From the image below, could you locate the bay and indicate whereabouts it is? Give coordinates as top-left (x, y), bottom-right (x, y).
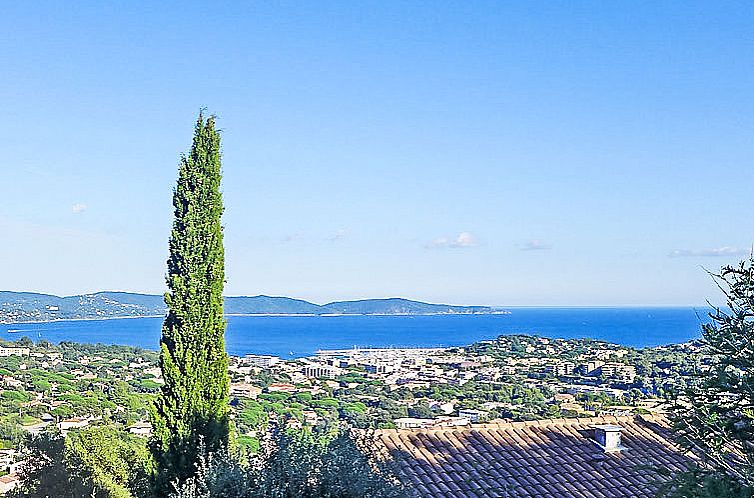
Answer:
top-left (0, 307), bottom-right (709, 358)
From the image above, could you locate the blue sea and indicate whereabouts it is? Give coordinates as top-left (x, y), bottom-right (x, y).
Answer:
top-left (0, 308), bottom-right (710, 358)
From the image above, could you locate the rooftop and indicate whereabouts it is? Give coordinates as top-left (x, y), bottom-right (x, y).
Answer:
top-left (374, 415), bottom-right (693, 498)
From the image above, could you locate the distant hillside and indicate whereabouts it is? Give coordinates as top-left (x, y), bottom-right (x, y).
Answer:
top-left (0, 292), bottom-right (496, 323)
top-left (0, 291), bottom-right (165, 323)
top-left (321, 298), bottom-right (492, 315)
top-left (224, 296), bottom-right (322, 315)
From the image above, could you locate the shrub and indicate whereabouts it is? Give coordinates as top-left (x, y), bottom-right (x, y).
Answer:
top-left (9, 427), bottom-right (150, 498)
top-left (170, 427), bottom-right (406, 498)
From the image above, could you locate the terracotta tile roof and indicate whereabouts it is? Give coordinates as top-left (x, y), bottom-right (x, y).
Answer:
top-left (0, 474), bottom-right (17, 484)
top-left (374, 415), bottom-right (693, 498)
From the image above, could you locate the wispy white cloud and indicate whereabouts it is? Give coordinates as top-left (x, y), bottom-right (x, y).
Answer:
top-left (327, 228), bottom-right (349, 242)
top-left (520, 240), bottom-right (552, 251)
top-left (71, 203), bottom-right (88, 214)
top-left (669, 246), bottom-right (749, 258)
top-left (427, 232), bottom-right (478, 249)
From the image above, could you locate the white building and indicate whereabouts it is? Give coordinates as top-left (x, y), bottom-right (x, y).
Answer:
top-left (598, 363), bottom-right (637, 382)
top-left (301, 363), bottom-right (342, 379)
top-left (0, 348), bottom-right (29, 357)
top-left (394, 417), bottom-right (433, 429)
top-left (363, 362), bottom-right (396, 374)
top-left (128, 422), bottom-right (152, 437)
top-left (58, 417), bottom-right (93, 432)
top-left (0, 474), bottom-right (19, 494)
top-left (230, 383), bottom-right (262, 399)
top-left (459, 409), bottom-right (488, 423)
top-left (241, 355), bottom-right (280, 368)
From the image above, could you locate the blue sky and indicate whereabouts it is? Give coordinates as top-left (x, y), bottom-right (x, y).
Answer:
top-left (2, 1), bottom-right (753, 306)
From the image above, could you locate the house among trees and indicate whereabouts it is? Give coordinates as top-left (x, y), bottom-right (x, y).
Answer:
top-left (0, 474), bottom-right (19, 495)
top-left (374, 414), bottom-right (691, 497)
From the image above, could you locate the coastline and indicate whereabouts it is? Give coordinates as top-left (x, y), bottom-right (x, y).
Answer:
top-left (1, 310), bottom-right (510, 326)
top-left (0, 308), bottom-right (703, 355)
top-left (1, 315), bottom-right (166, 326)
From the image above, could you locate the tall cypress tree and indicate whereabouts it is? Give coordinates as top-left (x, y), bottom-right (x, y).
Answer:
top-left (151, 112), bottom-right (230, 494)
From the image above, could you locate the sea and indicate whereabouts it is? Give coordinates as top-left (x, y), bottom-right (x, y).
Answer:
top-left (0, 307), bottom-right (710, 358)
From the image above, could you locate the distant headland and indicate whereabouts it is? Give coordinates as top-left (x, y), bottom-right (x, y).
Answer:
top-left (0, 291), bottom-right (505, 324)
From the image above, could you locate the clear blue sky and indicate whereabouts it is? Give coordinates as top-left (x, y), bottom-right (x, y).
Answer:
top-left (2, 1), bottom-right (753, 306)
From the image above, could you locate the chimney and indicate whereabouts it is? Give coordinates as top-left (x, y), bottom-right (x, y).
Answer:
top-left (592, 424), bottom-right (625, 453)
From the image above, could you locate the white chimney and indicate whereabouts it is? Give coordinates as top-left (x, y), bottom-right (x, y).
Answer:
top-left (592, 424), bottom-right (625, 453)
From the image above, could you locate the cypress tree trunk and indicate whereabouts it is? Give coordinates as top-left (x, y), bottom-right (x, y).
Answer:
top-left (150, 113), bottom-right (230, 494)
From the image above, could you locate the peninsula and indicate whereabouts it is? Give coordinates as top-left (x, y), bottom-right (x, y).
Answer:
top-left (0, 291), bottom-right (500, 324)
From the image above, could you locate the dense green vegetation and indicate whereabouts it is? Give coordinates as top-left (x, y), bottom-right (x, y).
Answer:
top-left (664, 258), bottom-right (754, 497)
top-left (9, 427), bottom-right (149, 498)
top-left (0, 327), bottom-right (713, 497)
top-left (0, 327), bottom-right (712, 497)
top-left (151, 113), bottom-right (231, 494)
top-left (170, 429), bottom-right (405, 498)
top-left (0, 341), bottom-right (155, 450)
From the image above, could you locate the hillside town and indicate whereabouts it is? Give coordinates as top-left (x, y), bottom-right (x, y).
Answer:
top-left (0, 333), bottom-right (702, 494)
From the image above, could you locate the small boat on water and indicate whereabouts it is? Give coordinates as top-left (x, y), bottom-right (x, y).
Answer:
top-left (7, 330), bottom-right (24, 333)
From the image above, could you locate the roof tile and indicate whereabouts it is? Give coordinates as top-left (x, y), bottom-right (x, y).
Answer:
top-left (374, 415), bottom-right (692, 498)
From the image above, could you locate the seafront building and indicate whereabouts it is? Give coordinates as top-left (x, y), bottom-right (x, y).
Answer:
top-left (300, 361), bottom-right (342, 380)
top-left (240, 354), bottom-right (280, 368)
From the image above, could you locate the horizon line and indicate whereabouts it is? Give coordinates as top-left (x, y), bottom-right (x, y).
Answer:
top-left (0, 288), bottom-right (712, 309)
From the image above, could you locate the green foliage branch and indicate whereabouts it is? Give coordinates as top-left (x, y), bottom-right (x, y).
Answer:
top-left (666, 258), bottom-right (754, 497)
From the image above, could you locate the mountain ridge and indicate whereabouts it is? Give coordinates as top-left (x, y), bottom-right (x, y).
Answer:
top-left (0, 291), bottom-right (498, 323)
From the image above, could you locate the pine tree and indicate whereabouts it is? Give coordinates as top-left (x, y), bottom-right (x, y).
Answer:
top-left (665, 257), bottom-right (754, 497)
top-left (151, 112), bottom-right (230, 495)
